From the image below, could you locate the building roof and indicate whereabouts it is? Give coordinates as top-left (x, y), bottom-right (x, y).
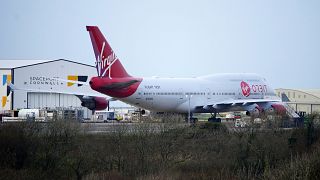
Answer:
top-left (275, 88), bottom-right (320, 103)
top-left (300, 89), bottom-right (320, 99)
top-left (1, 60), bottom-right (49, 69)
top-left (0, 59), bottom-right (94, 69)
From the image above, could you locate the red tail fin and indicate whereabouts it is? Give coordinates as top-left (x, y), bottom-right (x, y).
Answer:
top-left (86, 26), bottom-right (130, 78)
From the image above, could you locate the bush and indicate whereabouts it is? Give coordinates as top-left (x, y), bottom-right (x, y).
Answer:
top-left (0, 116), bottom-right (320, 179)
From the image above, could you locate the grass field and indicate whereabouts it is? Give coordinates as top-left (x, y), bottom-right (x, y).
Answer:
top-left (0, 114), bottom-right (319, 179)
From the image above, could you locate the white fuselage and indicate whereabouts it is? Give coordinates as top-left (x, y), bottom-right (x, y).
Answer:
top-left (119, 73), bottom-right (278, 113)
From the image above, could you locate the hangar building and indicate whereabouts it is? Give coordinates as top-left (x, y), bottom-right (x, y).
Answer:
top-left (0, 59), bottom-right (104, 117)
top-left (275, 88), bottom-right (320, 114)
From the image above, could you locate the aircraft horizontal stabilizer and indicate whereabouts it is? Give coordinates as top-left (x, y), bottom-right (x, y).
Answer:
top-left (100, 80), bottom-right (141, 90)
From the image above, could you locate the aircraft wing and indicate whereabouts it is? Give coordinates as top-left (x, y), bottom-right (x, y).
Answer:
top-left (196, 98), bottom-right (281, 111)
top-left (8, 83), bottom-right (106, 98)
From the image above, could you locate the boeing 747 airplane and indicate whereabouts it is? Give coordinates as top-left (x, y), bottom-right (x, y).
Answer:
top-left (86, 26), bottom-right (293, 122)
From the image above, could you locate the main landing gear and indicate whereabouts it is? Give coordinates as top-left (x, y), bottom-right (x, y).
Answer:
top-left (208, 112), bottom-right (221, 123)
top-left (185, 113), bottom-right (198, 124)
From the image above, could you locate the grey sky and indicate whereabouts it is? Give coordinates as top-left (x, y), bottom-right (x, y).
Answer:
top-left (1, 0), bottom-right (319, 89)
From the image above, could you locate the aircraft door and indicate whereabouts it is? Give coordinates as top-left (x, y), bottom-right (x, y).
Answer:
top-left (237, 86), bottom-right (243, 99)
top-left (206, 88), bottom-right (212, 104)
top-left (177, 88), bottom-right (185, 105)
top-left (134, 90), bottom-right (143, 106)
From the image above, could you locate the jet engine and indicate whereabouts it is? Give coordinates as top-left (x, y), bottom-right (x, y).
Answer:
top-left (80, 96), bottom-right (109, 111)
top-left (246, 104), bottom-right (262, 117)
top-left (265, 103), bottom-right (287, 115)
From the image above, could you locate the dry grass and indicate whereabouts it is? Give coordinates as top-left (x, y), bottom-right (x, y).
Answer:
top-left (0, 114), bottom-right (319, 179)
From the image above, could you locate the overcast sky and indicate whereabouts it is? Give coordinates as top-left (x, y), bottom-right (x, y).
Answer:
top-left (1, 0), bottom-right (319, 89)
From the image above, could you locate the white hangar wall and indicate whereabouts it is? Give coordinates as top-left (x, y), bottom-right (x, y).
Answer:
top-left (26, 92), bottom-right (80, 109)
top-left (11, 60), bottom-right (102, 117)
top-left (275, 88), bottom-right (320, 114)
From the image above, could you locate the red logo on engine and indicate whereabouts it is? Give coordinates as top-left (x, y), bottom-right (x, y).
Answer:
top-left (241, 81), bottom-right (250, 97)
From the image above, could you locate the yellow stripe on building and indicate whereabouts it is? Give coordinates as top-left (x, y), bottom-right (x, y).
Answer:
top-left (2, 96), bottom-right (7, 108)
top-left (7, 74), bottom-right (11, 83)
top-left (67, 76), bottom-right (78, 86)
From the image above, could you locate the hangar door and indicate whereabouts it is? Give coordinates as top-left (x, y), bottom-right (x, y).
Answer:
top-left (27, 92), bottom-right (81, 109)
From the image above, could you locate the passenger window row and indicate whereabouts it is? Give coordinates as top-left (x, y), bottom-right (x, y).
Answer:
top-left (141, 92), bottom-right (236, 96)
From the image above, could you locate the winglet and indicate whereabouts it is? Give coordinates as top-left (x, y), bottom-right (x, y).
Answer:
top-left (281, 93), bottom-right (290, 102)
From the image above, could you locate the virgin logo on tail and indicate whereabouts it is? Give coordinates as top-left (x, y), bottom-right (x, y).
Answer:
top-left (96, 41), bottom-right (118, 78)
top-left (241, 81), bottom-right (250, 97)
